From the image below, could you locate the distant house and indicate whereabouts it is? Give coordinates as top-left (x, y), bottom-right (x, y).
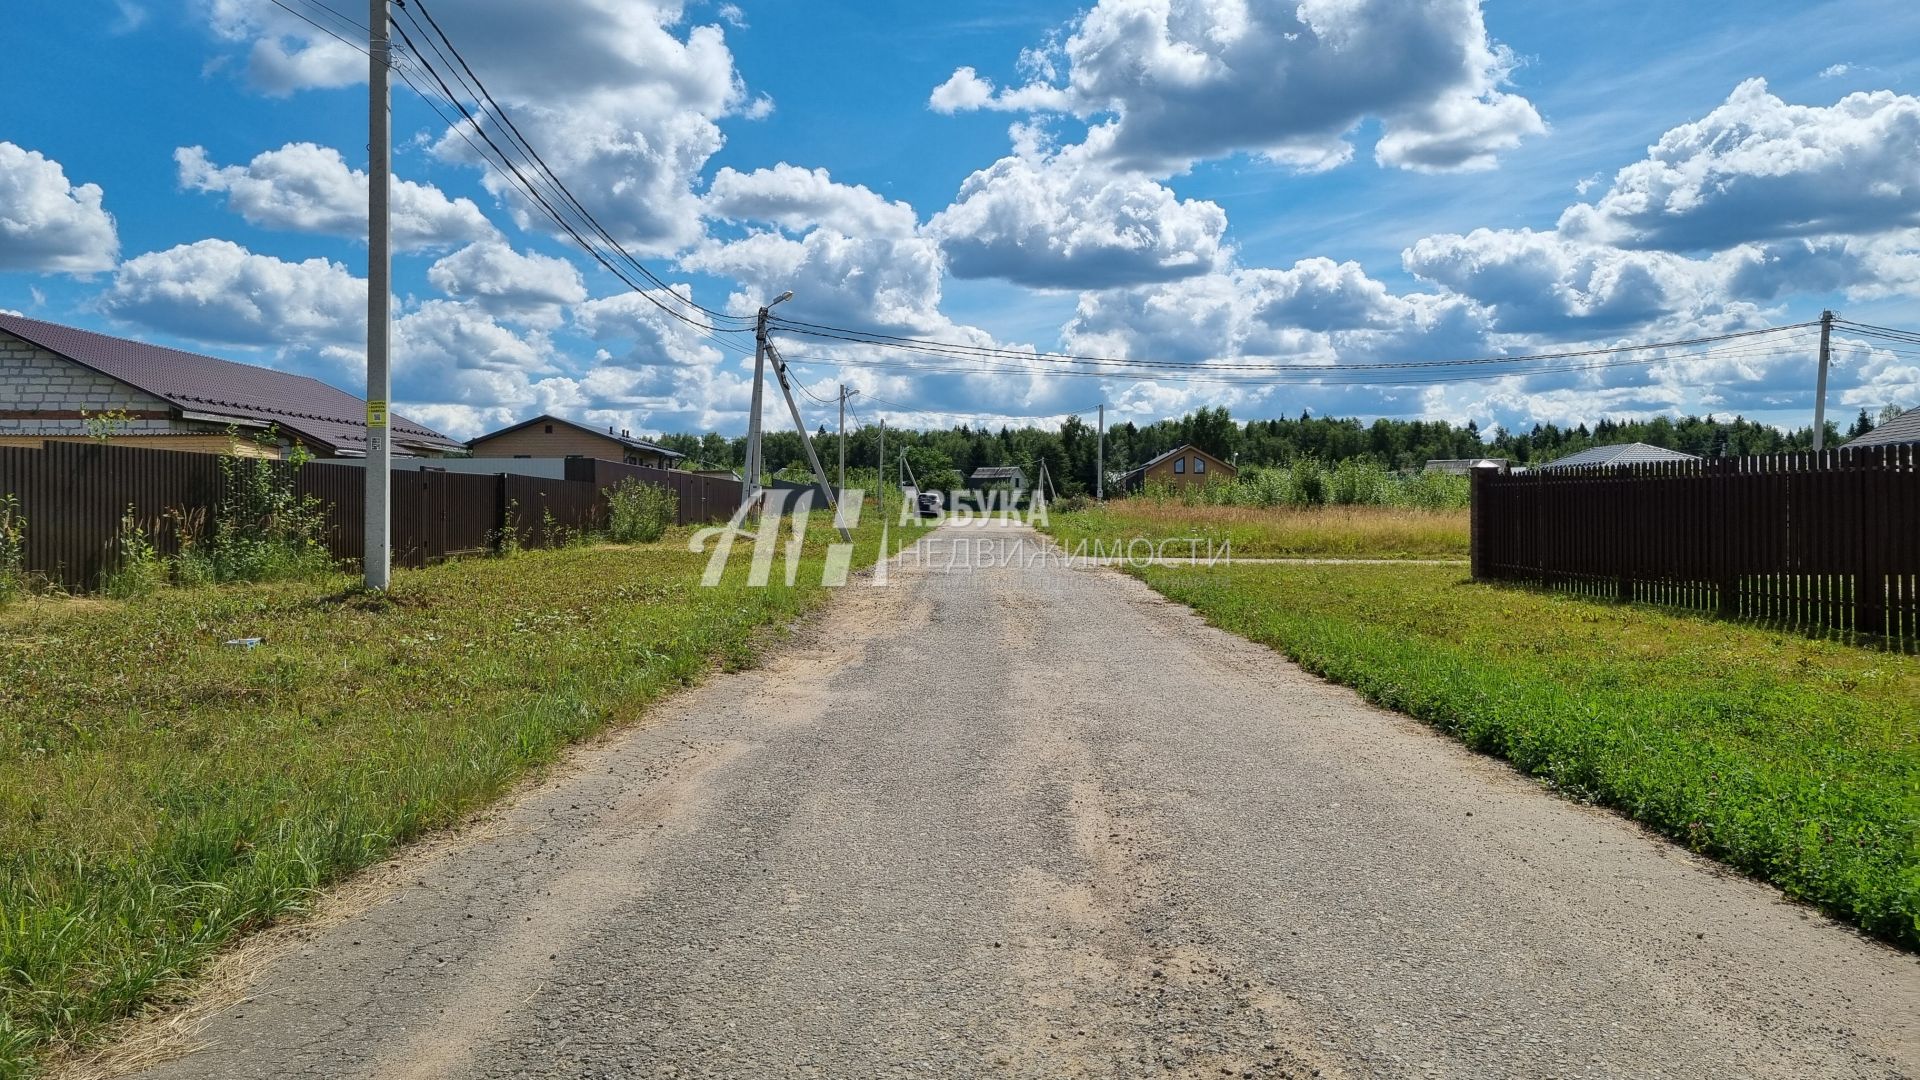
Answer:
top-left (1840, 407), bottom-right (1920, 449)
top-left (1120, 444), bottom-right (1238, 492)
top-left (966, 465), bottom-right (1028, 490)
top-left (466, 414), bottom-right (684, 468)
top-left (1534, 443), bottom-right (1700, 471)
top-left (0, 313), bottom-right (460, 458)
top-left (1424, 457), bottom-right (1508, 476)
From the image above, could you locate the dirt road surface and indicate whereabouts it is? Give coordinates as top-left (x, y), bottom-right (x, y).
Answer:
top-left (120, 523), bottom-right (1917, 1079)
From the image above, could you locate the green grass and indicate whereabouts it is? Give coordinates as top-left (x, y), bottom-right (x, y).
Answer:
top-left (1041, 501), bottom-right (1469, 559)
top-left (0, 510), bottom-right (928, 1076)
top-left (1132, 561), bottom-right (1920, 948)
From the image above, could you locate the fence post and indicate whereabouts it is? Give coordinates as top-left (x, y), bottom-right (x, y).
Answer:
top-left (1858, 446), bottom-right (1886, 636)
top-left (1714, 458), bottom-right (1738, 620)
top-left (1469, 466), bottom-right (1485, 580)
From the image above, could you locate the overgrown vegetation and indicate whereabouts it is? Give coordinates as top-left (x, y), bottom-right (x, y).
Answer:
top-left (607, 478), bottom-right (679, 543)
top-left (1141, 458), bottom-right (1469, 510)
top-left (0, 496), bottom-right (24, 606)
top-left (101, 508), bottom-right (166, 600)
top-left (173, 447), bottom-right (333, 586)
top-left (0, 508), bottom-right (927, 1074)
top-left (1042, 502), bottom-right (1468, 560)
top-left (1133, 561), bottom-right (1920, 948)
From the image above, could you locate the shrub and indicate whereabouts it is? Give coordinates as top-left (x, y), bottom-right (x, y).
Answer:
top-left (607, 478), bottom-right (678, 543)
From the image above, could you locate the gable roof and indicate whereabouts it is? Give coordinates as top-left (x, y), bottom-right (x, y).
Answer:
top-left (1535, 442), bottom-right (1700, 470)
top-left (1840, 407), bottom-right (1920, 449)
top-left (468, 413), bottom-right (684, 459)
top-left (0, 313), bottom-right (461, 455)
top-left (1122, 443), bottom-right (1237, 479)
top-left (970, 465), bottom-right (1026, 481)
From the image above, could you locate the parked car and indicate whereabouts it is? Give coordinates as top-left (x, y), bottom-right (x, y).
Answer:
top-left (917, 490), bottom-right (945, 518)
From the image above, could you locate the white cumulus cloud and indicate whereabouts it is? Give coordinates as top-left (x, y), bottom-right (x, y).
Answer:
top-left (0, 142), bottom-right (119, 274)
top-left (927, 131), bottom-right (1228, 289)
top-left (703, 164), bottom-right (917, 238)
top-left (427, 240), bottom-right (587, 326)
top-left (99, 238), bottom-right (365, 346)
top-left (931, 0), bottom-right (1544, 175)
top-left (1559, 79), bottom-right (1920, 251)
top-left (176, 143), bottom-right (496, 251)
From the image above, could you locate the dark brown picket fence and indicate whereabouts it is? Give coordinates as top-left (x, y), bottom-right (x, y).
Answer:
top-left (0, 441), bottom-right (741, 591)
top-left (1470, 444), bottom-right (1920, 645)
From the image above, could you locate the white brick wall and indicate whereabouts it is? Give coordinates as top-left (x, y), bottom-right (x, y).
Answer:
top-left (0, 330), bottom-right (175, 435)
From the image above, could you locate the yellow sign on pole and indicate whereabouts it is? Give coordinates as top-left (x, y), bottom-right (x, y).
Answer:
top-left (367, 399), bottom-right (389, 428)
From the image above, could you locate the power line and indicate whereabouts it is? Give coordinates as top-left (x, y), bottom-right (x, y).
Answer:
top-left (776, 335), bottom-right (1818, 389)
top-left (394, 0), bottom-right (752, 332)
top-left (767, 319), bottom-right (1818, 374)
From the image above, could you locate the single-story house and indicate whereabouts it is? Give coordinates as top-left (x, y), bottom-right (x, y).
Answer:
top-left (1120, 444), bottom-right (1238, 492)
top-left (0, 313), bottom-right (461, 458)
top-left (467, 414), bottom-right (683, 468)
top-left (966, 465), bottom-right (1028, 490)
top-left (1534, 442), bottom-right (1700, 471)
top-left (1423, 457), bottom-right (1508, 475)
top-left (1840, 407), bottom-right (1920, 449)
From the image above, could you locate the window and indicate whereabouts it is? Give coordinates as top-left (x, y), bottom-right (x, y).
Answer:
top-left (1174, 457), bottom-right (1185, 474)
top-left (1193, 457), bottom-right (1206, 474)
top-left (544, 424), bottom-right (554, 434)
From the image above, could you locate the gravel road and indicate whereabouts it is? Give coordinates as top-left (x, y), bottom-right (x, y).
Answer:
top-left (119, 522), bottom-right (1917, 1079)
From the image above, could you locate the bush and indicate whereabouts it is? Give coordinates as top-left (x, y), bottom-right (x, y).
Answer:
top-left (607, 478), bottom-right (678, 543)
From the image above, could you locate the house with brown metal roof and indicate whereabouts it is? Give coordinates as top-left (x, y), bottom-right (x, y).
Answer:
top-left (466, 414), bottom-right (683, 468)
top-left (0, 313), bottom-right (461, 458)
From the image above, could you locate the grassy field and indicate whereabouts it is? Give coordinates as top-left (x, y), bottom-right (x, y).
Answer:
top-left (0, 511), bottom-right (926, 1075)
top-left (1042, 500), bottom-right (1469, 559)
top-left (1133, 560), bottom-right (1920, 948)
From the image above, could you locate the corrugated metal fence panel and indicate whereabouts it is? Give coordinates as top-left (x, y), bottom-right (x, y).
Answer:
top-left (1472, 448), bottom-right (1920, 646)
top-left (564, 458), bottom-right (741, 524)
top-left (441, 472), bottom-right (503, 556)
top-left (503, 473), bottom-right (603, 547)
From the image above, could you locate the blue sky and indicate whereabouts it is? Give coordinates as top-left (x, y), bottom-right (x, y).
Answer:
top-left (3, 0), bottom-right (1918, 440)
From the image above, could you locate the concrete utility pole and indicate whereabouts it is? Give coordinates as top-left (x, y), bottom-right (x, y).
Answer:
top-left (876, 415), bottom-right (885, 511)
top-left (1814, 309), bottom-right (1834, 452)
top-left (766, 342), bottom-right (850, 540)
top-left (743, 291), bottom-right (792, 508)
top-left (1096, 403), bottom-right (1105, 501)
top-left (837, 383), bottom-right (848, 494)
top-left (363, 0), bottom-right (392, 590)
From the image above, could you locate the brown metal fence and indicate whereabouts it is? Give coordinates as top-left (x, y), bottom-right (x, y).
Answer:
top-left (0, 442), bottom-right (743, 592)
top-left (1470, 444), bottom-right (1920, 645)
top-left (562, 458), bottom-right (742, 526)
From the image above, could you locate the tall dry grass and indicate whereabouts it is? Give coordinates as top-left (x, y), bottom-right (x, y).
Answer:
top-left (1042, 501), bottom-right (1468, 559)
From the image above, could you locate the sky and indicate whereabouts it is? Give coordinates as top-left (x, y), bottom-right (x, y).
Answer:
top-left (2, 0), bottom-right (1919, 441)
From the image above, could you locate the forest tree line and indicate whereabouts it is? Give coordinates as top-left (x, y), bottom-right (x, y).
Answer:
top-left (650, 405), bottom-right (1905, 497)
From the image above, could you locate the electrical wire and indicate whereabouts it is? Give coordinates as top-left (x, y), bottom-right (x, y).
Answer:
top-left (776, 335), bottom-right (1819, 389)
top-left (395, 0), bottom-right (752, 332)
top-left (766, 319), bottom-right (1818, 374)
